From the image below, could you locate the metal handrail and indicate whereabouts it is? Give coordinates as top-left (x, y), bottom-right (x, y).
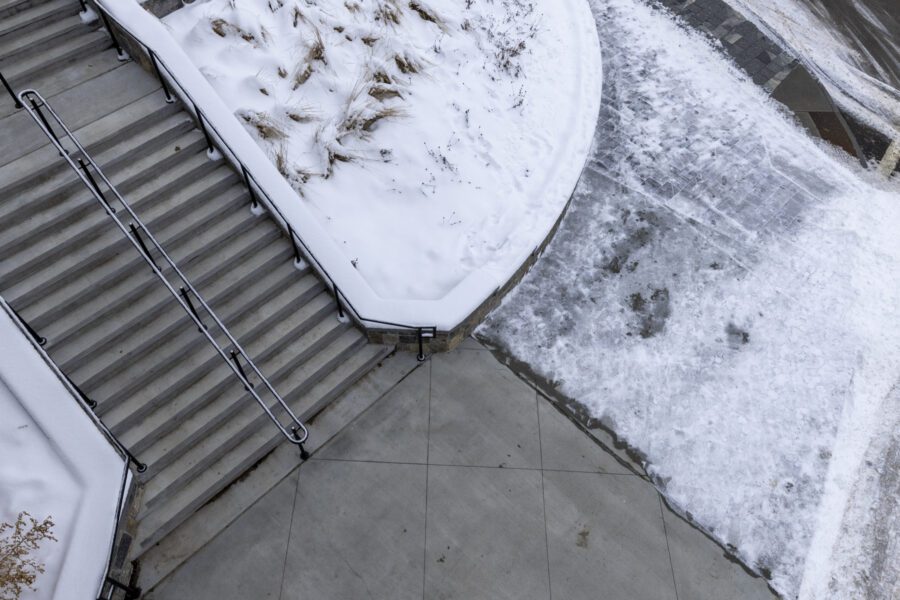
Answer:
top-left (84, 0), bottom-right (438, 354)
top-left (18, 89), bottom-right (310, 451)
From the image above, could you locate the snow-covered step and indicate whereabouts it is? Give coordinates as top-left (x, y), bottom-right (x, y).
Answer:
top-left (0, 0), bottom-right (79, 40)
top-left (133, 341), bottom-right (390, 553)
top-left (128, 293), bottom-right (344, 468)
top-left (0, 13), bottom-right (84, 64)
top-left (0, 110), bottom-right (196, 229)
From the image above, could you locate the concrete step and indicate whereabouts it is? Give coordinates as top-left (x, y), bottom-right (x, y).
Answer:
top-left (0, 49), bottom-right (122, 121)
top-left (57, 239), bottom-right (290, 400)
top-left (0, 147), bottom-right (224, 292)
top-left (0, 89), bottom-right (176, 197)
top-left (2, 133), bottom-right (209, 307)
top-left (134, 339), bottom-right (390, 553)
top-left (64, 208), bottom-right (277, 389)
top-left (0, 13), bottom-right (85, 64)
top-left (127, 291), bottom-right (341, 468)
top-left (0, 0), bottom-right (79, 41)
top-left (67, 233), bottom-right (288, 417)
top-left (138, 326), bottom-right (364, 505)
top-left (0, 109), bottom-right (195, 229)
top-left (39, 188), bottom-right (253, 373)
top-left (0, 0), bottom-right (48, 20)
top-left (0, 154), bottom-right (227, 291)
top-left (107, 264), bottom-right (326, 443)
top-left (5, 27), bottom-right (109, 85)
top-left (45, 182), bottom-right (250, 368)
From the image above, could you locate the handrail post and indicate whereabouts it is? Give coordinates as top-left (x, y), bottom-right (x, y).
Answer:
top-left (98, 11), bottom-right (127, 61)
top-left (130, 223), bottom-right (160, 270)
top-left (293, 427), bottom-right (310, 460)
top-left (194, 107), bottom-right (215, 153)
top-left (288, 226), bottom-right (303, 264)
top-left (179, 287), bottom-right (206, 332)
top-left (79, 159), bottom-right (115, 213)
top-left (104, 576), bottom-right (141, 600)
top-left (332, 284), bottom-right (345, 320)
top-left (242, 165), bottom-right (259, 210)
top-left (8, 304), bottom-right (46, 347)
top-left (149, 50), bottom-right (174, 104)
top-left (230, 350), bottom-right (254, 389)
top-left (29, 97), bottom-right (64, 151)
top-left (0, 72), bottom-right (21, 109)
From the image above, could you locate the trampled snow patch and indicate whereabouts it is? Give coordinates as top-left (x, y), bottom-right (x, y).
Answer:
top-left (479, 0), bottom-right (900, 597)
top-left (163, 0), bottom-right (600, 301)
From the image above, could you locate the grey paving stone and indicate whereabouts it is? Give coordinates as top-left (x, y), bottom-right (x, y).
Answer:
top-left (424, 465), bottom-right (549, 600)
top-left (281, 460), bottom-right (426, 600)
top-left (538, 398), bottom-right (634, 475)
top-left (662, 504), bottom-right (777, 599)
top-left (543, 471), bottom-right (677, 600)
top-left (429, 349), bottom-right (541, 469)
top-left (147, 470), bottom-right (298, 600)
top-left (317, 363), bottom-right (430, 464)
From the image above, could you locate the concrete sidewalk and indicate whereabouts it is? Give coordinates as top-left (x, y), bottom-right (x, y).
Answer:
top-left (148, 339), bottom-right (775, 600)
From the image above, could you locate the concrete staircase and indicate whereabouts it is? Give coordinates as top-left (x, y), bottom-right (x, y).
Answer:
top-left (0, 0), bottom-right (391, 566)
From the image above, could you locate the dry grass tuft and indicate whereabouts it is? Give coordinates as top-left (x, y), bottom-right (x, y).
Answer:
top-left (374, 0), bottom-right (402, 25)
top-left (394, 53), bottom-right (419, 74)
top-left (239, 110), bottom-right (287, 140)
top-left (408, 1), bottom-right (442, 25)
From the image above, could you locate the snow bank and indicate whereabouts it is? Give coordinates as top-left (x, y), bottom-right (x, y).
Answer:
top-left (0, 304), bottom-right (128, 600)
top-left (96, 0), bottom-right (601, 330)
top-left (478, 0), bottom-right (900, 596)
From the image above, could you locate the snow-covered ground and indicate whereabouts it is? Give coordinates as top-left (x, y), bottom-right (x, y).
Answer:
top-left (724, 0), bottom-right (899, 139)
top-left (0, 306), bottom-right (128, 599)
top-left (478, 0), bottom-right (900, 597)
top-left (163, 0), bottom-right (600, 302)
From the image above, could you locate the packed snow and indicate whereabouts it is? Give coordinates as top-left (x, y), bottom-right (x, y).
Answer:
top-left (478, 0), bottom-right (900, 597)
top-left (0, 306), bottom-right (128, 599)
top-left (163, 0), bottom-right (600, 302)
top-left (723, 0), bottom-right (900, 139)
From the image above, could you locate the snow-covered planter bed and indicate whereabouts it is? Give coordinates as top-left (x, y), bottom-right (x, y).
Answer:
top-left (96, 0), bottom-right (601, 337)
top-left (0, 302), bottom-right (129, 600)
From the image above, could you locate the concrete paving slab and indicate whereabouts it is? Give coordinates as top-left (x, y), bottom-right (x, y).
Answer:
top-left (538, 399), bottom-right (634, 475)
top-left (280, 460), bottom-right (426, 600)
top-left (543, 470), bottom-right (677, 600)
top-left (429, 349), bottom-right (541, 469)
top-left (317, 363), bottom-right (429, 464)
top-left (662, 502), bottom-right (777, 599)
top-left (424, 465), bottom-right (549, 600)
top-left (146, 470), bottom-right (298, 600)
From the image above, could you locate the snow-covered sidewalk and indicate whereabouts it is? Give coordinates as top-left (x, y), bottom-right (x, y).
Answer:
top-left (478, 0), bottom-right (900, 597)
top-left (0, 306), bottom-right (128, 600)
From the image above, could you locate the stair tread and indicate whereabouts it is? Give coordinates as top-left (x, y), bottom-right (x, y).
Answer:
top-left (0, 0), bottom-right (79, 39)
top-left (0, 12), bottom-right (84, 60)
top-left (5, 28), bottom-right (109, 83)
top-left (134, 341), bottom-right (389, 551)
top-left (129, 293), bottom-right (343, 462)
top-left (101, 251), bottom-right (312, 435)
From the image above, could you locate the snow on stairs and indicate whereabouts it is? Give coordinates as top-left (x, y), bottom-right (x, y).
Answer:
top-left (0, 0), bottom-right (392, 566)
